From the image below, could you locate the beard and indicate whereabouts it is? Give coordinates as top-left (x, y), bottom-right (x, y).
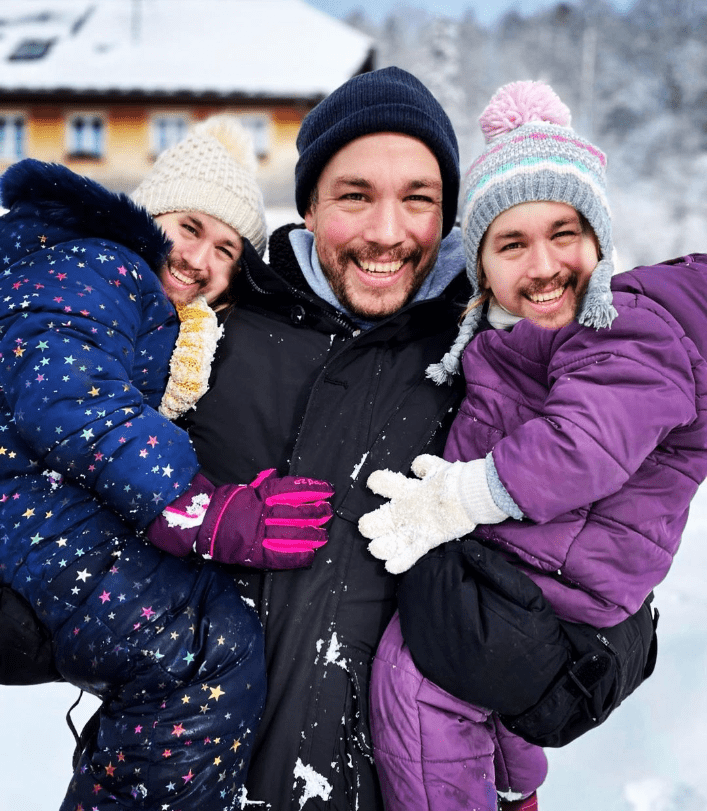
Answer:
top-left (520, 269), bottom-right (591, 321)
top-left (318, 244), bottom-right (438, 320)
top-left (161, 255), bottom-right (207, 304)
top-left (168, 255), bottom-right (207, 286)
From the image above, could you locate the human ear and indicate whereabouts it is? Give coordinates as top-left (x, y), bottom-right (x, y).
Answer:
top-left (476, 256), bottom-right (488, 292)
top-left (304, 186), bottom-right (319, 232)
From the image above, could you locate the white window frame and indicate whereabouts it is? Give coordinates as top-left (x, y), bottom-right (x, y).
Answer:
top-left (238, 114), bottom-right (270, 160)
top-left (66, 113), bottom-right (105, 159)
top-left (0, 113), bottom-right (26, 160)
top-left (150, 114), bottom-right (190, 156)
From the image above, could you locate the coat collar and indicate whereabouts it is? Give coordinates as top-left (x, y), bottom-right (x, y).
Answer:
top-left (1, 159), bottom-right (170, 272)
top-left (236, 224), bottom-right (470, 342)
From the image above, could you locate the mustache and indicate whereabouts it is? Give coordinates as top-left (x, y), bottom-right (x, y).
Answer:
top-left (166, 255), bottom-right (207, 285)
top-left (343, 246), bottom-right (422, 266)
top-left (521, 270), bottom-right (579, 297)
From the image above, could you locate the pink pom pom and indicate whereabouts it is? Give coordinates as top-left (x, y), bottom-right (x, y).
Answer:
top-left (479, 80), bottom-right (572, 143)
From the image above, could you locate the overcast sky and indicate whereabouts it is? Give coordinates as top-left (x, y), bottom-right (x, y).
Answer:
top-left (306, 0), bottom-right (637, 26)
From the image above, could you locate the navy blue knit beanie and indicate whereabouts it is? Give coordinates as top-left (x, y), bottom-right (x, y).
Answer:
top-left (295, 66), bottom-right (460, 237)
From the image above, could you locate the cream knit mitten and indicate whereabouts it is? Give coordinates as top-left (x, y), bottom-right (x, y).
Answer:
top-left (359, 454), bottom-right (509, 574)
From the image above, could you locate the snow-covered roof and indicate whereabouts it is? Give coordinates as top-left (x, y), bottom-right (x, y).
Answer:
top-left (0, 0), bottom-right (374, 100)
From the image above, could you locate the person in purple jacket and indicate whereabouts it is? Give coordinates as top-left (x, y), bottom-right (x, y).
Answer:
top-left (0, 115), bottom-right (332, 810)
top-left (359, 80), bottom-right (707, 811)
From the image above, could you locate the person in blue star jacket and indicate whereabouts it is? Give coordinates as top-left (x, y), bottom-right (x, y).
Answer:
top-left (0, 116), bottom-right (332, 810)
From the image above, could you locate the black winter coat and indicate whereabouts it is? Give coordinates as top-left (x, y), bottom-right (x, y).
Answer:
top-left (182, 225), bottom-right (469, 810)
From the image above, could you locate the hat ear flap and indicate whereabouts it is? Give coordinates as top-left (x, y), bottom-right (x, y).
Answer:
top-left (426, 305), bottom-right (483, 385)
top-left (577, 258), bottom-right (617, 330)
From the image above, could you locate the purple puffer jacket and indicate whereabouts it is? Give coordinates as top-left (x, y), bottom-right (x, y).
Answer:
top-left (445, 255), bottom-right (707, 627)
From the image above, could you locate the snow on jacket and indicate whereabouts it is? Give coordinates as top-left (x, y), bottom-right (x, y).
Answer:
top-left (180, 224), bottom-right (470, 810)
top-left (445, 254), bottom-right (707, 627)
top-left (0, 159), bottom-right (199, 579)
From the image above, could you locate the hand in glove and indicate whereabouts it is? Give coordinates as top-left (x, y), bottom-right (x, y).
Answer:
top-left (358, 454), bottom-right (508, 574)
top-left (147, 469), bottom-right (334, 569)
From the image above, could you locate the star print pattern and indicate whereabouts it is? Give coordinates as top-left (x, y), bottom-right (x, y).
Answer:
top-left (0, 168), bottom-right (266, 811)
top-left (52, 534), bottom-right (265, 811)
top-left (0, 226), bottom-right (199, 530)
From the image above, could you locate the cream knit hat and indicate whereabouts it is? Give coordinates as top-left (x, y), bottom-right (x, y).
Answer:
top-left (132, 114), bottom-right (267, 257)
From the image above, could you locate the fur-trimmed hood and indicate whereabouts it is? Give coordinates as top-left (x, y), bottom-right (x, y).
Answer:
top-left (1, 159), bottom-right (170, 272)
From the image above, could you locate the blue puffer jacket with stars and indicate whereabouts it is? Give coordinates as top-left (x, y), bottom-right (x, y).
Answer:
top-left (0, 160), bottom-right (265, 811)
top-left (0, 159), bottom-right (197, 527)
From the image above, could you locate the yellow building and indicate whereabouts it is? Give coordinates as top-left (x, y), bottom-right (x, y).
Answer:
top-left (0, 0), bottom-right (374, 205)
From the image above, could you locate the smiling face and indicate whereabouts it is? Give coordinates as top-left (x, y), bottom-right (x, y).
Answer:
top-left (479, 201), bottom-right (600, 330)
top-left (304, 132), bottom-right (444, 320)
top-left (155, 211), bottom-right (243, 308)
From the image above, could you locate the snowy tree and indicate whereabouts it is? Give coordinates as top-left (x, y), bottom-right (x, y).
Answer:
top-left (362, 0), bottom-right (707, 266)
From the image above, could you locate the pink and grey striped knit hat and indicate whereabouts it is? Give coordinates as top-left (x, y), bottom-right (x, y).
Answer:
top-left (427, 80), bottom-right (617, 384)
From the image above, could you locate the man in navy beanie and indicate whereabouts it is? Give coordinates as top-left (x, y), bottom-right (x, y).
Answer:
top-left (1, 67), bottom-right (470, 810)
top-left (295, 66), bottom-right (460, 239)
top-left (179, 64), bottom-right (470, 811)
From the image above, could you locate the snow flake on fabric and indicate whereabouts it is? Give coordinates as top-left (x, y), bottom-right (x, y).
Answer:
top-left (293, 758), bottom-right (333, 809)
top-left (315, 630), bottom-right (348, 671)
top-left (350, 452), bottom-right (369, 481)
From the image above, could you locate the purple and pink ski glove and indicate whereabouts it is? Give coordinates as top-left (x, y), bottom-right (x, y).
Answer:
top-left (146, 469), bottom-right (334, 569)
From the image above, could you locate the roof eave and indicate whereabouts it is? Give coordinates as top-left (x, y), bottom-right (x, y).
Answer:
top-left (0, 87), bottom-right (328, 105)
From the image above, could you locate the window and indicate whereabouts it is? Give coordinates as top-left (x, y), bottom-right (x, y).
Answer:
top-left (0, 116), bottom-right (25, 160)
top-left (67, 114), bottom-right (104, 159)
top-left (151, 116), bottom-right (189, 155)
top-left (9, 39), bottom-right (54, 61)
top-left (239, 115), bottom-right (270, 159)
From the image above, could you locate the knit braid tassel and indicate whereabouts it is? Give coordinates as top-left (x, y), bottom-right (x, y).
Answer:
top-left (577, 258), bottom-right (618, 330)
top-left (426, 304), bottom-right (483, 385)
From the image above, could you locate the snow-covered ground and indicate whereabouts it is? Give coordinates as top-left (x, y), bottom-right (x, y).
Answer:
top-left (543, 480), bottom-right (707, 811)
top-left (2, 479), bottom-right (707, 808)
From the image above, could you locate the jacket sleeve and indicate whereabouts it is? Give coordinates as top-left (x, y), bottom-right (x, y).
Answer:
top-left (492, 297), bottom-right (698, 524)
top-left (0, 240), bottom-right (199, 529)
